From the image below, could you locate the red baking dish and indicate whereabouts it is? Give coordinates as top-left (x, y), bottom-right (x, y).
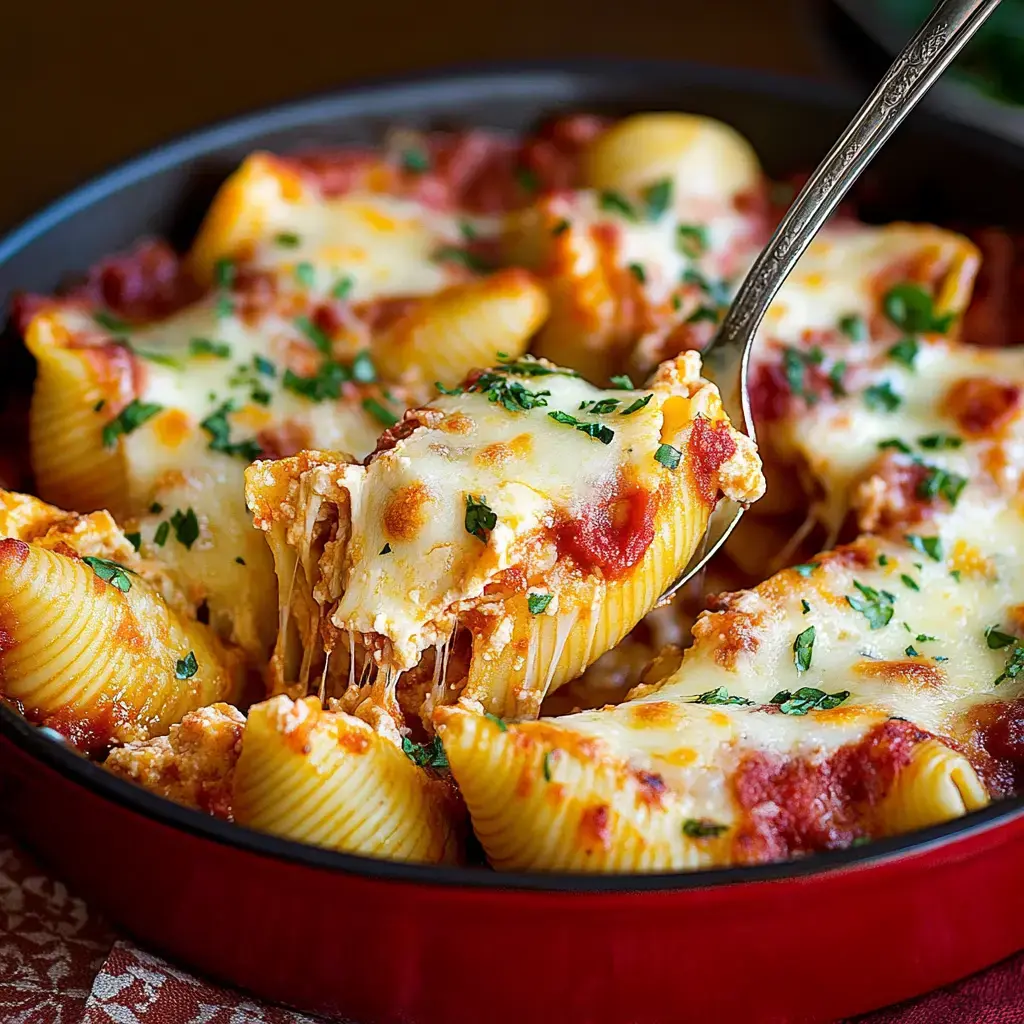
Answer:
top-left (2, 61), bottom-right (1024, 1024)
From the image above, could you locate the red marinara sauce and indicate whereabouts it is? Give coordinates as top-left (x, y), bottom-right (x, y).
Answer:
top-left (686, 415), bottom-right (737, 507)
top-left (731, 718), bottom-right (931, 863)
top-left (557, 482), bottom-right (656, 579)
top-left (945, 377), bottom-right (1022, 438)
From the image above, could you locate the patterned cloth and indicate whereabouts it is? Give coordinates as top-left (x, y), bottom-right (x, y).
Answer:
top-left (0, 831), bottom-right (1019, 1024)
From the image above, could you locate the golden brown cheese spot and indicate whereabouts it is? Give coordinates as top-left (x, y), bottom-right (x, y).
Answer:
top-left (628, 700), bottom-right (682, 729)
top-left (151, 408), bottom-right (192, 448)
top-left (381, 482), bottom-right (432, 542)
top-left (950, 539), bottom-right (997, 580)
top-left (474, 432), bottom-right (533, 469)
top-left (693, 608), bottom-right (762, 670)
top-left (655, 747), bottom-right (699, 768)
top-left (335, 720), bottom-right (372, 755)
top-left (439, 412), bottom-right (475, 435)
top-left (853, 658), bottom-right (946, 690)
top-left (946, 377), bottom-right (1022, 438)
top-left (633, 769), bottom-right (667, 807)
top-left (577, 803), bottom-right (613, 853)
top-left (112, 603), bottom-right (148, 652)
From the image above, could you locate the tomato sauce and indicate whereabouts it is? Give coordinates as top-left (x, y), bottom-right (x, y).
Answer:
top-left (687, 415), bottom-right (737, 507)
top-left (557, 483), bottom-right (656, 579)
top-left (731, 718), bottom-right (930, 863)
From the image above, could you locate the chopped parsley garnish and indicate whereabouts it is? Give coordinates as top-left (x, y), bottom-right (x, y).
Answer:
top-left (435, 382), bottom-right (463, 396)
top-left (682, 819), bottom-right (728, 839)
top-left (154, 521), bottom-right (170, 547)
top-left (905, 645), bottom-right (920, 657)
top-left (793, 625), bottom-right (815, 673)
top-left (102, 399), bottom-right (164, 448)
top-left (94, 399), bottom-right (106, 412)
top-left (380, 543), bottom-right (392, 555)
top-left (542, 751), bottom-right (554, 782)
top-left (846, 580), bottom-right (895, 629)
top-left (887, 337), bottom-right (919, 370)
top-left (642, 179), bottom-right (673, 221)
top-left (294, 262), bottom-right (316, 289)
top-left (200, 401), bottom-right (263, 461)
top-left (125, 532), bottom-right (141, 552)
top-left (878, 438), bottom-right (912, 454)
top-left (400, 148), bottom-right (431, 173)
top-left (782, 347), bottom-right (819, 404)
top-left (994, 641), bottom-right (1024, 686)
top-left (273, 232), bottom-right (301, 248)
top-left (827, 361), bottom-right (848, 397)
top-left (770, 686), bottom-right (850, 716)
top-left (235, 556), bottom-right (246, 565)
top-left (586, 398), bottom-right (620, 414)
top-left (905, 534), bottom-right (942, 562)
top-left (82, 556), bottom-right (135, 593)
top-left (175, 651), bottom-right (198, 680)
top-left (150, 502), bottom-right (163, 514)
top-left (598, 190), bottom-right (636, 220)
top-left (362, 397), bottom-right (399, 427)
top-left (627, 263), bottom-right (646, 284)
top-left (469, 372), bottom-right (550, 412)
top-left (331, 276), bottom-right (354, 301)
top-left (94, 310), bottom-right (130, 334)
top-left (214, 258), bottom-right (236, 291)
top-left (838, 313), bottom-right (867, 342)
top-left (528, 593), bottom-right (553, 615)
top-left (515, 167), bottom-right (539, 193)
top-left (882, 282), bottom-right (954, 335)
top-left (433, 246), bottom-right (492, 273)
top-left (916, 633), bottom-right (938, 643)
top-left (676, 224), bottom-right (708, 259)
top-left (686, 306), bottom-right (719, 326)
top-left (551, 219), bottom-right (571, 237)
top-left (681, 268), bottom-right (730, 307)
top-left (609, 374), bottom-right (634, 390)
top-left (863, 381), bottom-right (902, 412)
top-left (282, 363), bottom-right (347, 403)
top-left (792, 563), bottom-right (819, 577)
top-left (465, 495), bottom-right (497, 543)
top-left (917, 464), bottom-right (967, 506)
top-left (918, 433), bottom-right (962, 449)
top-left (950, 569), bottom-right (962, 583)
top-left (547, 410), bottom-right (614, 444)
top-left (483, 711), bottom-right (508, 731)
top-left (401, 736), bottom-right (448, 769)
top-left (620, 394), bottom-right (653, 416)
top-left (985, 626), bottom-right (1017, 650)
top-left (801, 599), bottom-right (811, 614)
top-left (654, 443), bottom-right (681, 470)
top-left (189, 337), bottom-right (231, 359)
top-left (351, 350), bottom-right (377, 384)
top-left (294, 315), bottom-right (331, 354)
top-left (170, 507), bottom-right (199, 550)
top-left (901, 574), bottom-right (920, 591)
top-left (214, 294), bottom-right (235, 320)
top-left (496, 356), bottom-right (579, 378)
top-left (688, 686), bottom-right (755, 706)
top-left (878, 554), bottom-right (890, 566)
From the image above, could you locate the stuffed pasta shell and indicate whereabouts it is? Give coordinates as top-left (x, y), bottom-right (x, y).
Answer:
top-left (0, 491), bottom-right (245, 752)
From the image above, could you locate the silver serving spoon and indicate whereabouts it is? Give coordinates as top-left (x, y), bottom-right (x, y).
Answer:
top-left (662, 0), bottom-right (1002, 602)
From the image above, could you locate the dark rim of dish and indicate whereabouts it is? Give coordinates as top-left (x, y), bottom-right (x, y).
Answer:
top-left (3, 58), bottom-right (1024, 893)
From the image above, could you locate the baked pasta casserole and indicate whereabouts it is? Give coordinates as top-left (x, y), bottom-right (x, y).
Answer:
top-left (3, 111), bottom-right (1022, 872)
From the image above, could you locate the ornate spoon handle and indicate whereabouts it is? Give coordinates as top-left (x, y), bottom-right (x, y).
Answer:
top-left (714, 0), bottom-right (1002, 434)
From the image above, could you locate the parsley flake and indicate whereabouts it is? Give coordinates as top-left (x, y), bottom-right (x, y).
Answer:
top-left (838, 313), bottom-right (867, 342)
top-left (465, 495), bottom-right (497, 543)
top-left (793, 625), bottom-right (815, 673)
top-left (905, 534), bottom-right (942, 562)
top-left (642, 179), bottom-right (673, 221)
top-left (917, 464), bottom-right (967, 507)
top-left (627, 262), bottom-right (646, 284)
top-left (401, 736), bottom-right (448, 769)
top-left (170, 508), bottom-right (200, 550)
top-left (153, 522), bottom-right (170, 547)
top-left (792, 563), bottom-right (819, 577)
top-left (82, 556), bottom-right (135, 593)
top-left (887, 337), bottom-right (919, 370)
top-left (878, 438), bottom-right (912, 453)
top-left (918, 433), bottom-right (962, 450)
top-left (688, 686), bottom-right (755, 706)
top-left (882, 283), bottom-right (954, 335)
top-left (294, 261), bottom-right (316, 289)
top-left (864, 381), bottom-right (902, 412)
top-left (331, 276), bottom-right (354, 301)
top-left (483, 711), bottom-right (508, 731)
top-left (905, 645), bottom-right (920, 658)
top-left (846, 580), bottom-right (895, 629)
top-left (901, 574), bottom-right (920, 591)
top-left (609, 374), bottom-right (634, 390)
top-left (400, 148), bottom-right (431, 173)
top-left (770, 686), bottom-right (850, 716)
top-left (273, 232), bottom-right (301, 248)
top-left (598, 190), bottom-right (636, 220)
top-left (682, 819), bottom-right (728, 839)
top-left (125, 532), bottom-right (142, 552)
top-left (102, 399), bottom-right (164, 448)
top-left (200, 401), bottom-right (262, 461)
top-left (801, 599), bottom-right (811, 614)
top-left (294, 315), bottom-right (331, 354)
top-left (547, 410), bottom-right (614, 444)
top-left (528, 593), bottom-right (553, 615)
top-left (380, 543), bottom-right (392, 555)
top-left (654, 443), bottom-right (681, 470)
top-left (189, 337), bottom-right (231, 359)
top-left (175, 651), bottom-right (198, 680)
top-left (676, 224), bottom-right (708, 259)
top-left (362, 398), bottom-right (399, 427)
top-left (551, 219), bottom-right (571, 237)
top-left (620, 394), bottom-right (653, 416)
top-left (986, 626), bottom-right (1017, 650)
top-left (433, 246), bottom-right (492, 273)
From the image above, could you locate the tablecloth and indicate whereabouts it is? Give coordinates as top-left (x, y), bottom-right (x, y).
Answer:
top-left (1, 831), bottom-right (1020, 1024)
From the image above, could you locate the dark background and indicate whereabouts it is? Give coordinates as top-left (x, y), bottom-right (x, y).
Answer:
top-left (0, 0), bottom-right (835, 232)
